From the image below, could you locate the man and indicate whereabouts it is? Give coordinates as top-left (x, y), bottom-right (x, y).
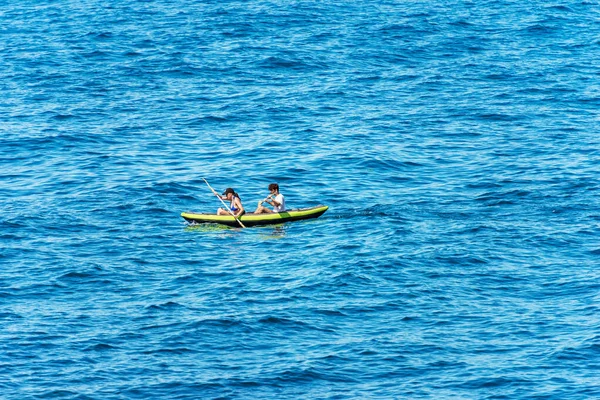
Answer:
top-left (254, 183), bottom-right (286, 214)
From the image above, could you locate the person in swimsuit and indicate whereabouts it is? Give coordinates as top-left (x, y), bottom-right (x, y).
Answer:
top-left (254, 183), bottom-right (286, 214)
top-left (217, 188), bottom-right (245, 217)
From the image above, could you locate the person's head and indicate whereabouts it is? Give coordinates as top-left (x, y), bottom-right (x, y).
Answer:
top-left (222, 188), bottom-right (237, 199)
top-left (268, 183), bottom-right (279, 194)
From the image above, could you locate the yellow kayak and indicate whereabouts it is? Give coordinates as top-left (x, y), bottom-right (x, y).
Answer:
top-left (181, 205), bottom-right (328, 227)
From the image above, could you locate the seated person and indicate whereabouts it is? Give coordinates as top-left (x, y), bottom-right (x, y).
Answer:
top-left (217, 188), bottom-right (244, 217)
top-left (254, 183), bottom-right (285, 214)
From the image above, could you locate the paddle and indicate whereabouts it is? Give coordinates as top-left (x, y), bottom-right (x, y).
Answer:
top-left (258, 194), bottom-right (274, 206)
top-left (202, 178), bottom-right (246, 228)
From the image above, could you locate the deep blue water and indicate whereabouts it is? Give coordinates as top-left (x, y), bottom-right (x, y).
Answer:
top-left (2, 1), bottom-right (600, 398)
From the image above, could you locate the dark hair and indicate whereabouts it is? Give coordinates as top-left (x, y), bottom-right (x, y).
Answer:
top-left (268, 183), bottom-right (279, 191)
top-left (222, 188), bottom-right (240, 199)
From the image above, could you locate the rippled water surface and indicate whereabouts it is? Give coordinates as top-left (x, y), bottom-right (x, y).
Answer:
top-left (2, 1), bottom-right (600, 398)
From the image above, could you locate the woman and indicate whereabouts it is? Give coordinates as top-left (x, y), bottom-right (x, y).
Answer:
top-left (254, 183), bottom-right (286, 214)
top-left (217, 188), bottom-right (245, 216)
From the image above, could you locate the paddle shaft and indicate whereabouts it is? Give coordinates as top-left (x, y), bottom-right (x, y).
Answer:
top-left (259, 195), bottom-right (273, 206)
top-left (260, 193), bottom-right (283, 208)
top-left (202, 178), bottom-right (246, 228)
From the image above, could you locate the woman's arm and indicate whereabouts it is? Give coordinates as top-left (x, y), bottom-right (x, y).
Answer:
top-left (234, 198), bottom-right (244, 216)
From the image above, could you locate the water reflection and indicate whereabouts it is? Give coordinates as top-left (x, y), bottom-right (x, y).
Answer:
top-left (259, 224), bottom-right (286, 239)
top-left (184, 223), bottom-right (234, 233)
top-left (183, 223), bottom-right (286, 239)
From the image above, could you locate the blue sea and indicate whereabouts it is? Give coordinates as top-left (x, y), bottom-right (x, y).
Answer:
top-left (2, 1), bottom-right (600, 398)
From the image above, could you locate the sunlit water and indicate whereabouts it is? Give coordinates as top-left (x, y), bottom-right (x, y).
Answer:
top-left (2, 1), bottom-right (600, 398)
